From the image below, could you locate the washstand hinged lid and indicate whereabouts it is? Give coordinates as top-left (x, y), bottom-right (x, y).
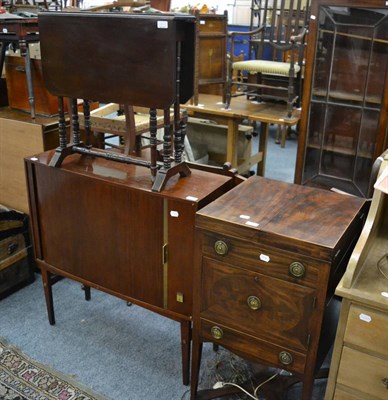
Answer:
top-left (196, 176), bottom-right (367, 260)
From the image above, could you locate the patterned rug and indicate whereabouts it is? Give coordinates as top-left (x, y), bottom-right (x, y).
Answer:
top-left (0, 339), bottom-right (107, 400)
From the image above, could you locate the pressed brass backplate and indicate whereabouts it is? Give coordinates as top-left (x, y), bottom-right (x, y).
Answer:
top-left (247, 295), bottom-right (262, 310)
top-left (211, 326), bottom-right (223, 340)
top-left (214, 240), bottom-right (228, 256)
top-left (289, 261), bottom-right (305, 278)
top-left (279, 351), bottom-right (293, 365)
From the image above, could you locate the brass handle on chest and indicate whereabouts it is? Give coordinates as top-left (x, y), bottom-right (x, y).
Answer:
top-left (211, 326), bottom-right (223, 340)
top-left (279, 351), bottom-right (293, 365)
top-left (247, 295), bottom-right (262, 311)
top-left (289, 261), bottom-right (305, 278)
top-left (214, 240), bottom-right (228, 256)
top-left (7, 242), bottom-right (19, 255)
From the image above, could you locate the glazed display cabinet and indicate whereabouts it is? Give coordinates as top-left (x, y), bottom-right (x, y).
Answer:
top-left (295, 0), bottom-right (388, 197)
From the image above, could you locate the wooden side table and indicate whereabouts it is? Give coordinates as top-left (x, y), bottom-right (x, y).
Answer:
top-left (185, 94), bottom-right (300, 175)
top-left (190, 176), bottom-right (367, 400)
top-left (0, 18), bottom-right (39, 119)
top-left (38, 11), bottom-right (196, 191)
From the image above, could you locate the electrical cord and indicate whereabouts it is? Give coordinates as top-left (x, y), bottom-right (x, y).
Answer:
top-left (253, 372), bottom-right (279, 397)
top-left (213, 381), bottom-right (259, 400)
top-left (213, 371), bottom-right (279, 400)
top-left (205, 347), bottom-right (252, 390)
top-left (180, 388), bottom-right (190, 400)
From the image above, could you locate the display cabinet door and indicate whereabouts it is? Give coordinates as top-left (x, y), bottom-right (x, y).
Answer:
top-left (295, 1), bottom-right (388, 197)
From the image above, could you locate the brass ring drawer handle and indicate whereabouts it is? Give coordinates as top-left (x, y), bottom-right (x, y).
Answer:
top-left (214, 240), bottom-right (228, 256)
top-left (289, 261), bottom-right (306, 278)
top-left (211, 326), bottom-right (223, 340)
top-left (247, 295), bottom-right (262, 311)
top-left (279, 351), bottom-right (293, 365)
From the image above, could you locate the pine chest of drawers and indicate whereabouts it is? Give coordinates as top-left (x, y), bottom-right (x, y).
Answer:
top-left (325, 153), bottom-right (388, 400)
top-left (190, 176), bottom-right (368, 400)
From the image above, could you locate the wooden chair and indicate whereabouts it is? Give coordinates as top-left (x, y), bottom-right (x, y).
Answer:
top-left (192, 10), bottom-right (228, 105)
top-left (225, 0), bottom-right (310, 118)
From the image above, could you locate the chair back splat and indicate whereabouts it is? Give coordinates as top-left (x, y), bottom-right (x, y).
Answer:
top-left (226, 0), bottom-right (310, 118)
top-left (38, 11), bottom-right (196, 192)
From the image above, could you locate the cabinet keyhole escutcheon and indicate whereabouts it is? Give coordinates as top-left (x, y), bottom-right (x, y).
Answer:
top-left (214, 240), bottom-right (228, 256)
top-left (289, 261), bottom-right (305, 278)
top-left (247, 295), bottom-right (261, 311)
top-left (211, 326), bottom-right (223, 340)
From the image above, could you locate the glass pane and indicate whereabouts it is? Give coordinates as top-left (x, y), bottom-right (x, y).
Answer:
top-left (358, 109), bottom-right (380, 159)
top-left (311, 8), bottom-right (334, 100)
top-left (320, 105), bottom-right (361, 179)
top-left (312, 6), bottom-right (388, 107)
top-left (329, 25), bottom-right (374, 105)
top-left (354, 109), bottom-right (381, 195)
top-left (303, 102), bottom-right (326, 182)
top-left (367, 16), bottom-right (388, 107)
top-left (302, 5), bottom-right (387, 197)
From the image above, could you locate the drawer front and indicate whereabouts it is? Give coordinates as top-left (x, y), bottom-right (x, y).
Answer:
top-left (333, 388), bottom-right (366, 400)
top-left (200, 258), bottom-right (317, 352)
top-left (344, 304), bottom-right (388, 357)
top-left (0, 256), bottom-right (33, 299)
top-left (200, 319), bottom-right (307, 375)
top-left (337, 346), bottom-right (388, 400)
top-left (202, 232), bottom-right (321, 288)
top-left (0, 233), bottom-right (27, 269)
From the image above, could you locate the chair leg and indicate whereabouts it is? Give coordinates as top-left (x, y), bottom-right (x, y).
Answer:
top-left (275, 125), bottom-right (281, 144)
top-left (225, 80), bottom-right (232, 109)
top-left (281, 126), bottom-right (288, 148)
top-left (287, 75), bottom-right (295, 118)
top-left (224, 58), bottom-right (234, 109)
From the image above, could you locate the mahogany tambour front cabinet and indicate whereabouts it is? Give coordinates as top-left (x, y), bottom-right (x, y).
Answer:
top-left (25, 151), bottom-right (237, 386)
top-left (190, 176), bottom-right (367, 400)
top-left (294, 0), bottom-right (388, 197)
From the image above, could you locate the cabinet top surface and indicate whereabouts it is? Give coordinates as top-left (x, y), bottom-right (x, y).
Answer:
top-left (26, 151), bottom-right (233, 202)
top-left (197, 176), bottom-right (366, 254)
top-left (0, 107), bottom-right (60, 128)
